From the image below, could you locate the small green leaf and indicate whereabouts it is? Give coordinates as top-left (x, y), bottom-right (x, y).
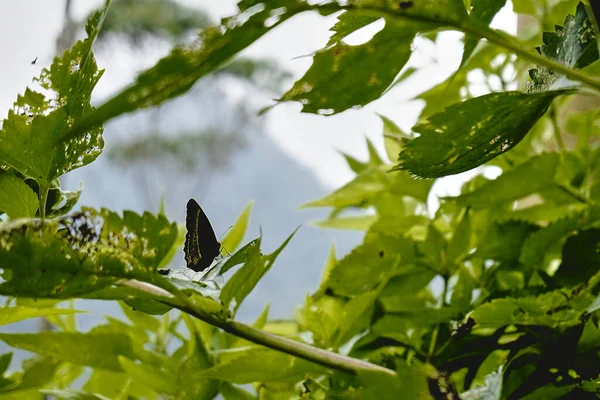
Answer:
top-left (300, 166), bottom-right (389, 209)
top-left (326, 233), bottom-right (418, 297)
top-left (447, 211), bottom-right (472, 263)
top-left (519, 214), bottom-right (581, 266)
top-left (396, 92), bottom-right (562, 178)
top-left (0, 353), bottom-right (12, 376)
top-left (470, 291), bottom-right (582, 330)
top-left (380, 114), bottom-right (410, 162)
top-left (453, 153), bottom-right (560, 210)
top-left (451, 266), bottom-right (476, 310)
top-left (194, 348), bottom-right (325, 384)
top-left (528, 3), bottom-right (599, 92)
top-left (40, 390), bottom-right (112, 400)
top-left (341, 152), bottom-right (368, 174)
top-left (119, 302), bottom-right (160, 332)
top-left (312, 215), bottom-right (377, 231)
top-left (220, 382), bottom-right (256, 400)
top-left (118, 356), bottom-right (175, 395)
top-left (0, 332), bottom-right (134, 371)
top-left (221, 201), bottom-right (254, 254)
top-left (461, 0), bottom-right (508, 66)
top-left (221, 229), bottom-right (297, 313)
top-left (0, 306), bottom-right (84, 326)
top-left (0, 172), bottom-right (38, 218)
top-left (358, 360), bottom-right (429, 400)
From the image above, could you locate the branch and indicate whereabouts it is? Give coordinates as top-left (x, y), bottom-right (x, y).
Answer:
top-left (122, 279), bottom-right (396, 377)
top-left (313, 4), bottom-right (600, 93)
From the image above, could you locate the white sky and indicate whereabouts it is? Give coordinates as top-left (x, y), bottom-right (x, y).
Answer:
top-left (0, 0), bottom-right (517, 193)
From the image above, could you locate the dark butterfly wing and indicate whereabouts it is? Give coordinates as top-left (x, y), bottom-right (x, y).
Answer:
top-left (184, 199), bottom-right (221, 272)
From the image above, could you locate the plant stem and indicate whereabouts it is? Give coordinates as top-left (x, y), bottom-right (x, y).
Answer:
top-left (124, 279), bottom-right (396, 377)
top-left (548, 103), bottom-right (566, 151)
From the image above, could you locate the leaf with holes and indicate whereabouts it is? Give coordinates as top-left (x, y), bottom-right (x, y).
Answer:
top-left (0, 3), bottom-right (107, 189)
top-left (396, 91), bottom-right (563, 178)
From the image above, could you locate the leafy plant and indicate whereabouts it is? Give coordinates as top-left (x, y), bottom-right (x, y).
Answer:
top-left (0, 0), bottom-right (599, 399)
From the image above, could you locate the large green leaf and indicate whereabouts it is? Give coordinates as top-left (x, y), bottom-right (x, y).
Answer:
top-left (0, 3), bottom-right (107, 187)
top-left (64, 0), bottom-right (305, 142)
top-left (0, 208), bottom-right (176, 299)
top-left (0, 172), bottom-right (38, 219)
top-left (396, 91), bottom-right (562, 178)
top-left (0, 332), bottom-right (134, 371)
top-left (40, 390), bottom-right (112, 400)
top-left (0, 357), bottom-right (61, 395)
top-left (279, 19), bottom-right (423, 114)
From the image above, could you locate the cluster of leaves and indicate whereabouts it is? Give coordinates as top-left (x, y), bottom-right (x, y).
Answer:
top-left (0, 0), bottom-right (599, 399)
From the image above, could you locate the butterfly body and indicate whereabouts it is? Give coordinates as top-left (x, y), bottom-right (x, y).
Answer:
top-left (184, 199), bottom-right (221, 272)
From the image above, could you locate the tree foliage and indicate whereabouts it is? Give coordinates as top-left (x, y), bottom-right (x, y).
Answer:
top-left (0, 0), bottom-right (599, 399)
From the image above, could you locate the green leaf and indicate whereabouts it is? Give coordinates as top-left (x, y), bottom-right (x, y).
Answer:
top-left (396, 92), bottom-right (562, 178)
top-left (100, 208), bottom-right (179, 270)
top-left (0, 208), bottom-right (175, 299)
top-left (83, 369), bottom-right (154, 399)
top-left (528, 3), bottom-right (599, 93)
top-left (65, 0), bottom-right (303, 142)
top-left (303, 295), bottom-right (343, 348)
top-left (358, 360), bottom-right (429, 400)
top-left (301, 166), bottom-right (389, 209)
top-left (221, 229), bottom-right (297, 314)
top-left (336, 290), bottom-right (378, 345)
top-left (451, 265), bottom-right (476, 310)
top-left (519, 214), bottom-right (581, 266)
top-left (221, 201), bottom-right (253, 254)
top-left (470, 290), bottom-right (582, 330)
top-left (387, 170), bottom-right (434, 204)
top-left (475, 221), bottom-right (538, 263)
top-left (380, 114), bottom-right (411, 162)
top-left (0, 353), bottom-right (12, 376)
top-left (447, 211), bottom-right (472, 263)
top-left (220, 237), bottom-right (261, 274)
top-left (0, 332), bottom-right (134, 371)
top-left (341, 152), bottom-right (368, 174)
top-left (453, 153), bottom-right (560, 210)
top-left (119, 302), bottom-right (160, 332)
top-left (327, 11), bottom-right (379, 45)
top-left (0, 306), bottom-right (84, 326)
top-left (325, 232), bottom-right (418, 297)
top-left (220, 382), bottom-right (256, 400)
top-left (194, 347), bottom-right (325, 384)
top-left (312, 215), bottom-right (377, 231)
top-left (280, 20), bottom-right (424, 114)
top-left (0, 356), bottom-right (61, 394)
top-left (118, 356), bottom-right (175, 395)
top-left (40, 390), bottom-right (112, 400)
top-left (45, 181), bottom-right (83, 218)
top-left (0, 4), bottom-right (107, 187)
top-left (421, 223), bottom-right (447, 272)
top-left (461, 0), bottom-right (508, 66)
top-left (0, 172), bottom-right (38, 218)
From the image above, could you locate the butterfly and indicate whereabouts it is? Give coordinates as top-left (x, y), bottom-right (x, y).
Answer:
top-left (183, 198), bottom-right (221, 272)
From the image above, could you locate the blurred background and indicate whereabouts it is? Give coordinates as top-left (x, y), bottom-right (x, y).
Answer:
top-left (0, 0), bottom-right (516, 360)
